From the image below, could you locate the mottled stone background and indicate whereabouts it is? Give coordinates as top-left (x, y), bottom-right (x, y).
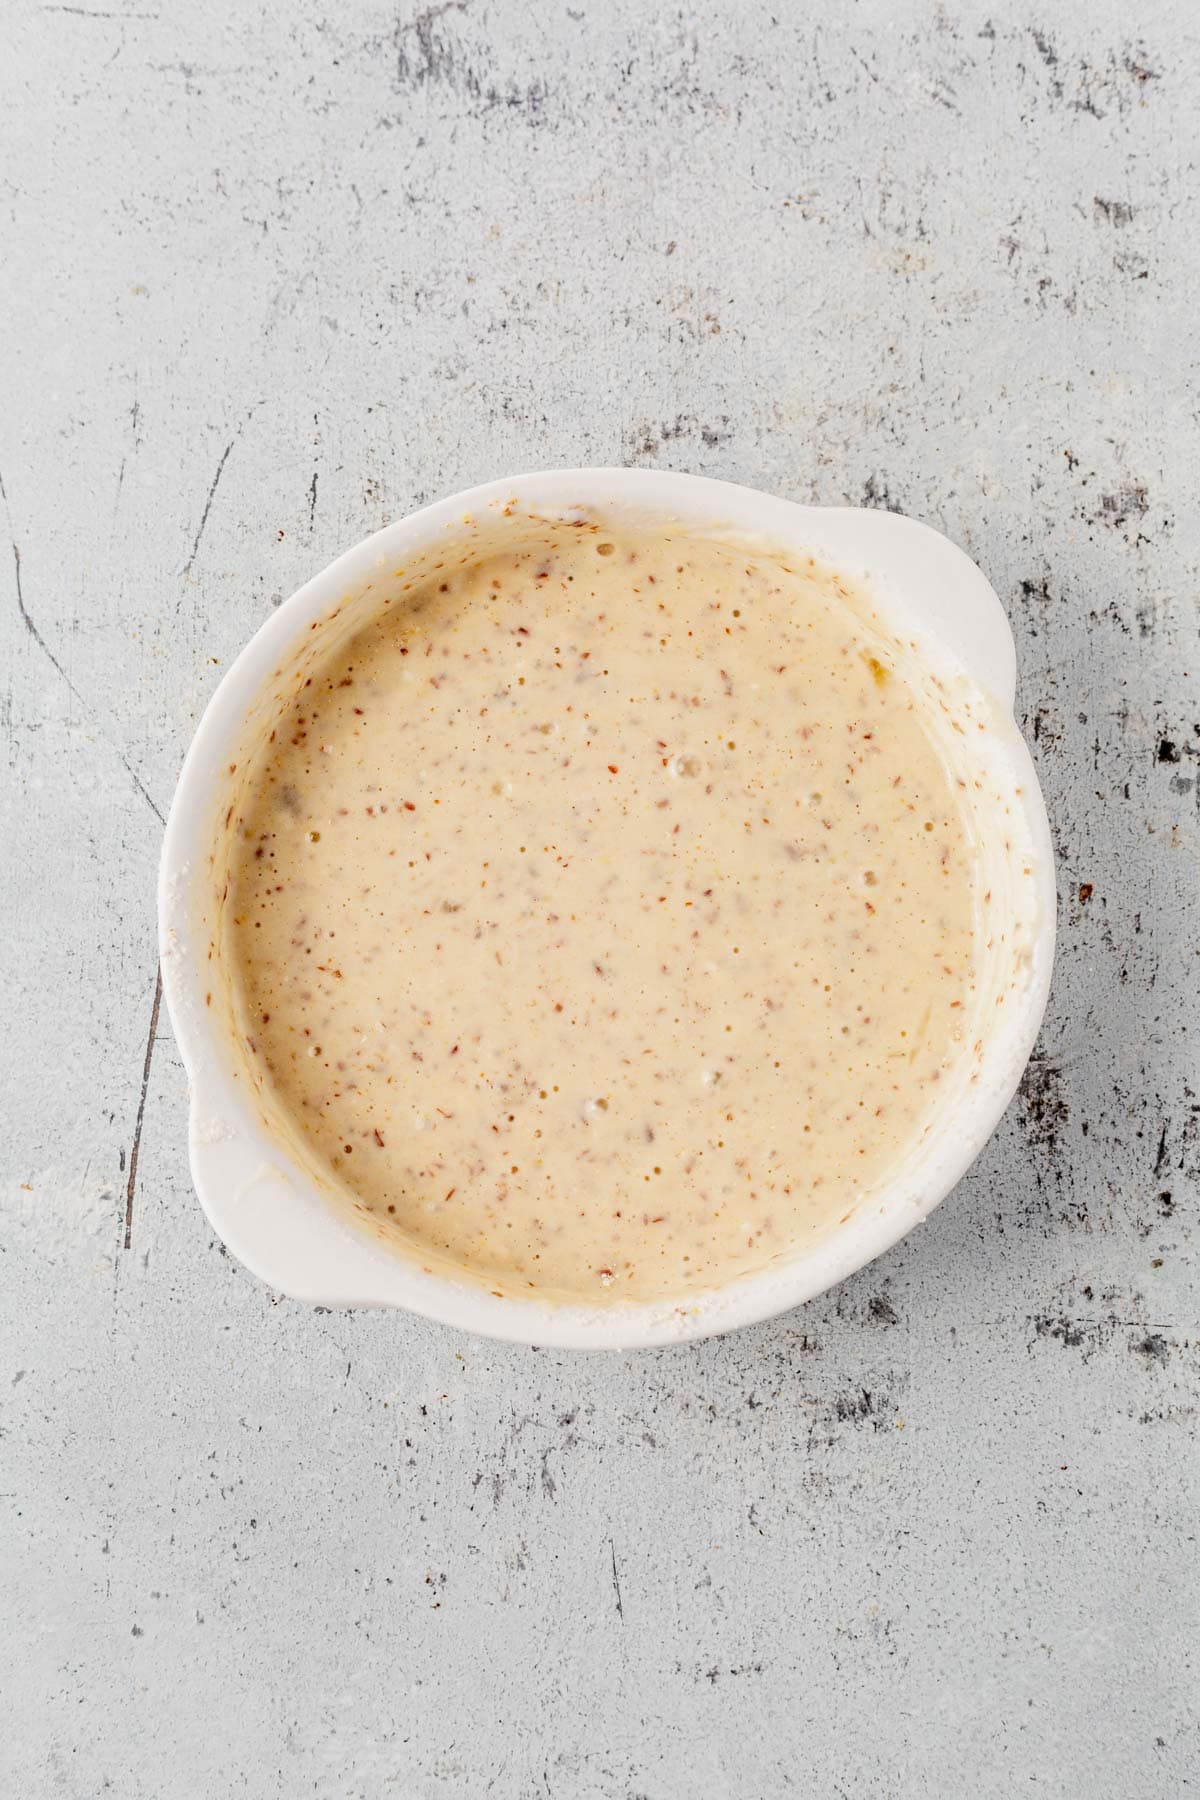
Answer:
top-left (3, 1), bottom-right (1197, 1794)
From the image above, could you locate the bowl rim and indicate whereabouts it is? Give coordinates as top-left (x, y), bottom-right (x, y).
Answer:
top-left (158, 467), bottom-right (1056, 1349)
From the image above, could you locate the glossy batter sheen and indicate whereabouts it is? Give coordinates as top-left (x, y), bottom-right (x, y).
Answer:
top-left (227, 526), bottom-right (978, 1303)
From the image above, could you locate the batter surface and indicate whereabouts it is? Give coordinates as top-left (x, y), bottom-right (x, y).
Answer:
top-left (227, 524), bottom-right (978, 1302)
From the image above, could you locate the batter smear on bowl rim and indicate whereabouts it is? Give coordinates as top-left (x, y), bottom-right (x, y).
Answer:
top-left (226, 522), bottom-right (982, 1303)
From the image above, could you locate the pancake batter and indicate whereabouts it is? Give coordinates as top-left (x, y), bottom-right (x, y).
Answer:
top-left (226, 524), bottom-right (979, 1302)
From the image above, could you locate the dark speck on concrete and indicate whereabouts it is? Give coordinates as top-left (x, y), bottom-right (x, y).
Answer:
top-left (632, 413), bottom-right (730, 459)
top-left (1094, 197), bottom-right (1136, 226)
top-left (1095, 483), bottom-right (1149, 529)
top-left (395, 1), bottom-right (471, 91)
top-left (1124, 51), bottom-right (1160, 83)
top-left (834, 1388), bottom-right (879, 1425)
top-left (1019, 1056), bottom-right (1069, 1160)
top-left (860, 473), bottom-right (901, 511)
top-left (1034, 1314), bottom-right (1085, 1349)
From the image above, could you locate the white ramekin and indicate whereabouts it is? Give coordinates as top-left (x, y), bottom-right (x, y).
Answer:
top-left (158, 469), bottom-right (1055, 1348)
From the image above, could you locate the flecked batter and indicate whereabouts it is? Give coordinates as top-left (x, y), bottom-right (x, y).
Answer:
top-left (227, 525), bottom-right (979, 1302)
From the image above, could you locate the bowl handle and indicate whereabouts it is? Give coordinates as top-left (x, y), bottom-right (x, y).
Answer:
top-left (189, 1120), bottom-right (392, 1305)
top-left (803, 507), bottom-right (1018, 713)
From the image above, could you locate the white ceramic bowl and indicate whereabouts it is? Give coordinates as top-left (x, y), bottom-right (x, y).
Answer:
top-left (158, 469), bottom-right (1055, 1348)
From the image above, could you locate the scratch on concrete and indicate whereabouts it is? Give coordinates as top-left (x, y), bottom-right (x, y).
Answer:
top-left (608, 1538), bottom-right (624, 1621)
top-left (11, 535), bottom-right (89, 711)
top-left (111, 455), bottom-right (126, 533)
top-left (1154, 1122), bottom-right (1169, 1176)
top-left (124, 966), bottom-right (163, 1250)
top-left (5, 472), bottom-right (165, 825)
top-left (43, 5), bottom-right (161, 16)
top-left (181, 438), bottom-right (235, 578)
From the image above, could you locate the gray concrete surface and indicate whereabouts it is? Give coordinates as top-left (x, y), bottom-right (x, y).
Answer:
top-left (3, 1), bottom-right (1198, 1794)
